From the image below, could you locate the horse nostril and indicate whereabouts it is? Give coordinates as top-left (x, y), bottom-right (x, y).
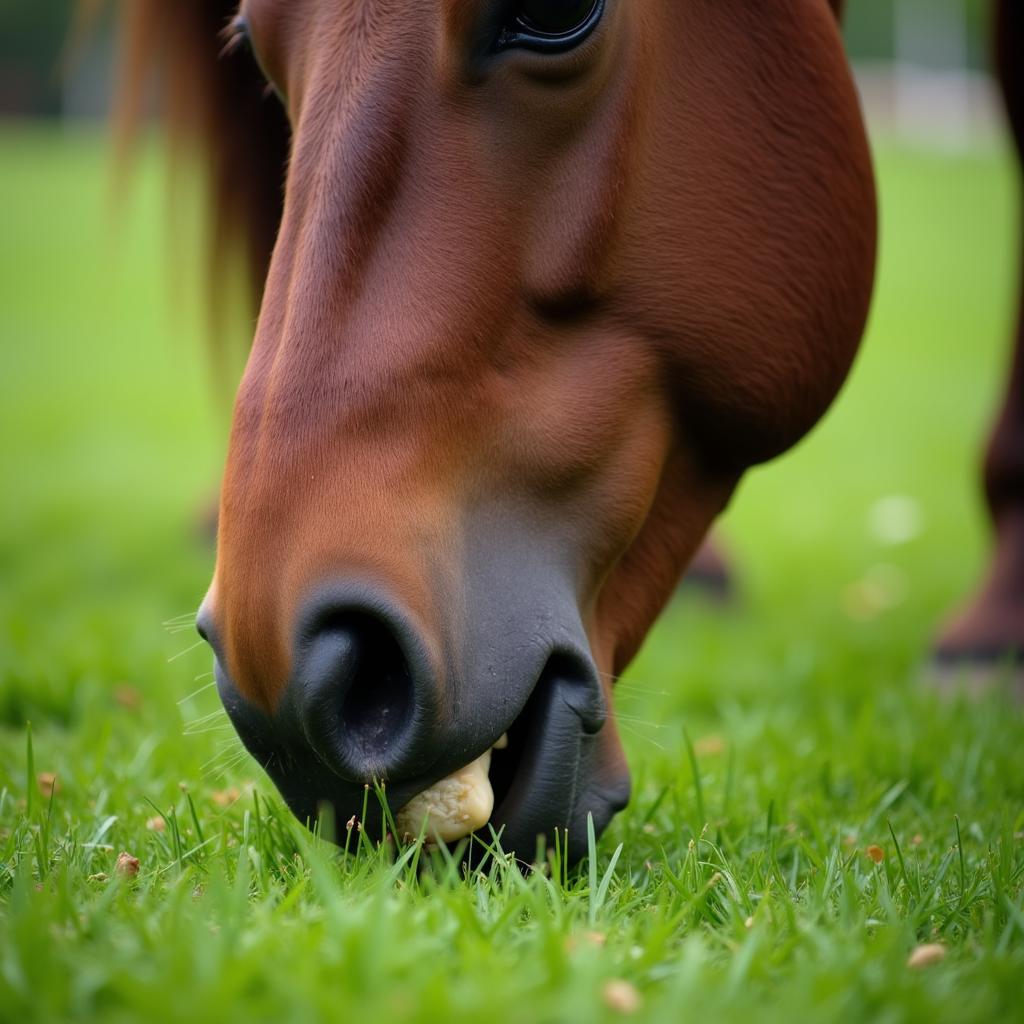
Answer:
top-left (195, 603), bottom-right (219, 656)
top-left (332, 616), bottom-right (414, 754)
top-left (295, 609), bottom-right (420, 782)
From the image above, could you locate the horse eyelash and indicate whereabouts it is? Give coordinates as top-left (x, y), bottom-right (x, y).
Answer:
top-left (220, 15), bottom-right (278, 101)
top-left (220, 15), bottom-right (252, 59)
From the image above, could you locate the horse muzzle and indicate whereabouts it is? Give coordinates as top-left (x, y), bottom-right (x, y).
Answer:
top-left (200, 579), bottom-right (630, 863)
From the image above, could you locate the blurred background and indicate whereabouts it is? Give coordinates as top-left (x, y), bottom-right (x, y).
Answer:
top-left (0, 0), bottom-right (1005, 142)
top-left (1, 12), bottom-right (1021, 1015)
top-left (0, 2), bottom-right (1018, 744)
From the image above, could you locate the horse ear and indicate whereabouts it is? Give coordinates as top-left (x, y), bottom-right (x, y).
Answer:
top-left (99, 1), bottom-right (290, 341)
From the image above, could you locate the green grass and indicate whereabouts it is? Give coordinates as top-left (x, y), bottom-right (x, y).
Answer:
top-left (1, 123), bottom-right (1023, 1023)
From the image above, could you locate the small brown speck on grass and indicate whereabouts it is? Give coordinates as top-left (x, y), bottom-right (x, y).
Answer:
top-left (866, 844), bottom-right (885, 864)
top-left (907, 944), bottom-right (946, 969)
top-left (146, 816), bottom-right (166, 832)
top-left (114, 685), bottom-right (141, 711)
top-left (116, 852), bottom-right (140, 878)
top-left (37, 772), bottom-right (59, 797)
top-left (603, 980), bottom-right (642, 1015)
top-left (565, 932), bottom-right (607, 953)
top-left (211, 787), bottom-right (241, 808)
top-left (694, 735), bottom-right (725, 757)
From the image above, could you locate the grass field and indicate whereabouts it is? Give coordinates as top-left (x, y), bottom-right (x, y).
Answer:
top-left (1, 123), bottom-right (1022, 1023)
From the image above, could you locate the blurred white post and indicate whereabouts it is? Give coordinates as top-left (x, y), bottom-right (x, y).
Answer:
top-left (61, 24), bottom-right (115, 122)
top-left (893, 0), bottom-right (972, 149)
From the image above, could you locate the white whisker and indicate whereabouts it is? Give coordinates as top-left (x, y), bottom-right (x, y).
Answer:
top-left (163, 612), bottom-right (198, 625)
top-left (618, 722), bottom-right (667, 752)
top-left (596, 670), bottom-right (671, 694)
top-left (182, 711), bottom-right (231, 736)
top-left (182, 708), bottom-right (228, 728)
top-left (177, 678), bottom-right (218, 704)
top-left (613, 714), bottom-right (668, 730)
top-left (184, 723), bottom-right (235, 736)
top-left (199, 741), bottom-right (244, 769)
top-left (201, 748), bottom-right (250, 781)
top-left (168, 639), bottom-right (206, 663)
top-left (613, 683), bottom-right (671, 697)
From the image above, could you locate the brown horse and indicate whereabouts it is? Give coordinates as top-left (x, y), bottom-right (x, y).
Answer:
top-left (111, 0), bottom-right (1023, 860)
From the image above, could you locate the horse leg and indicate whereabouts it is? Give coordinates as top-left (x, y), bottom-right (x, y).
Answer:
top-left (933, 0), bottom-right (1024, 685)
top-left (680, 533), bottom-right (734, 601)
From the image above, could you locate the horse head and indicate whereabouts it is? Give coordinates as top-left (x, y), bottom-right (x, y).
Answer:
top-left (193, 0), bottom-right (875, 859)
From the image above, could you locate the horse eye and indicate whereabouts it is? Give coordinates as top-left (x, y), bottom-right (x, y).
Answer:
top-left (517, 0), bottom-right (599, 35)
top-left (502, 0), bottom-right (604, 51)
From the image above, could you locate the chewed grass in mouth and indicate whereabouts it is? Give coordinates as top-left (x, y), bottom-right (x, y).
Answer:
top-left (394, 733), bottom-right (508, 843)
top-left (393, 667), bottom-right (552, 846)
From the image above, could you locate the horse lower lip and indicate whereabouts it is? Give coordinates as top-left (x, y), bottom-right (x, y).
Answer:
top-left (392, 660), bottom-right (598, 849)
top-left (486, 669), bottom-right (595, 853)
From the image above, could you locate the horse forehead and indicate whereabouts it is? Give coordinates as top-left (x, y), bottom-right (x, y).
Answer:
top-left (311, 0), bottom-right (445, 52)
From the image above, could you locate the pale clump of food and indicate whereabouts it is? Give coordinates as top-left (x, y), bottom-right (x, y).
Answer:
top-left (907, 943), bottom-right (946, 969)
top-left (396, 734), bottom-right (507, 843)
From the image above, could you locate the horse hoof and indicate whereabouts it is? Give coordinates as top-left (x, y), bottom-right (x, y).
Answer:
top-left (929, 581), bottom-right (1024, 700)
top-left (924, 658), bottom-right (1024, 703)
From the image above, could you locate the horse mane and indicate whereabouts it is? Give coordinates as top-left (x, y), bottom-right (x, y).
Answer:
top-left (104, 0), bottom-right (291, 324)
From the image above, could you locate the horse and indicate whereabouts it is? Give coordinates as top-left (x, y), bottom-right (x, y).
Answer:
top-left (108, 0), bottom-right (1023, 861)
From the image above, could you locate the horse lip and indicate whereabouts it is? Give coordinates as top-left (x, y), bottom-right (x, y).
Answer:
top-left (483, 662), bottom-right (604, 855)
